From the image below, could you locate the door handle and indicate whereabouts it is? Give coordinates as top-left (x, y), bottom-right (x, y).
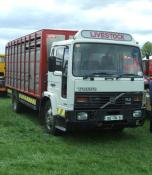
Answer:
top-left (50, 83), bottom-right (56, 87)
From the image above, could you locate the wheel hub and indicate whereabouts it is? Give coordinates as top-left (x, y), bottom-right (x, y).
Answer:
top-left (46, 108), bottom-right (53, 130)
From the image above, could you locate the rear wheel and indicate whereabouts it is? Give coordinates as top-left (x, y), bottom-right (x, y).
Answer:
top-left (12, 95), bottom-right (22, 113)
top-left (44, 101), bottom-right (60, 135)
top-left (150, 114), bottom-right (152, 133)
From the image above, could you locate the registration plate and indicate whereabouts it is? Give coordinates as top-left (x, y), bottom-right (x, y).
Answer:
top-left (104, 115), bottom-right (123, 121)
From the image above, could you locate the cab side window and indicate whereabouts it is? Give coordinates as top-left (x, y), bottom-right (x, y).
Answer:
top-left (62, 47), bottom-right (69, 76)
top-left (55, 47), bottom-right (64, 71)
top-left (62, 46), bottom-right (69, 98)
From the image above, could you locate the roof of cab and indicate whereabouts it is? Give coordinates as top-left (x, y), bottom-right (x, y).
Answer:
top-left (52, 29), bottom-right (139, 47)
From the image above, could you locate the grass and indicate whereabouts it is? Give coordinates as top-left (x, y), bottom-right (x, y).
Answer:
top-left (0, 96), bottom-right (152, 175)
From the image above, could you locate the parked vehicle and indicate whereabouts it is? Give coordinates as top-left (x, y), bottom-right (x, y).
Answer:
top-left (5, 29), bottom-right (145, 135)
top-left (0, 54), bottom-right (6, 93)
top-left (142, 57), bottom-right (152, 114)
top-left (142, 56), bottom-right (152, 88)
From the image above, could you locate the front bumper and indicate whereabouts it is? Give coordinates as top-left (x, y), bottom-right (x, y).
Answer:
top-left (65, 108), bottom-right (145, 129)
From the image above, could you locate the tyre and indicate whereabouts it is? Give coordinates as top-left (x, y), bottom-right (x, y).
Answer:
top-left (12, 95), bottom-right (22, 113)
top-left (111, 127), bottom-right (124, 133)
top-left (150, 115), bottom-right (152, 133)
top-left (44, 101), bottom-right (60, 135)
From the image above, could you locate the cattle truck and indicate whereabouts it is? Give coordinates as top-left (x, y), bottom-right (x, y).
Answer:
top-left (5, 29), bottom-right (145, 135)
top-left (0, 54), bottom-right (6, 93)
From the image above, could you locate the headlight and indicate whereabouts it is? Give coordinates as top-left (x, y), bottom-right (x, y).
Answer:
top-left (77, 112), bottom-right (88, 120)
top-left (133, 110), bottom-right (142, 118)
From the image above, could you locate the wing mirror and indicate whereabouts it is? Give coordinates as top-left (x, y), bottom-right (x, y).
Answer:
top-left (48, 56), bottom-right (56, 72)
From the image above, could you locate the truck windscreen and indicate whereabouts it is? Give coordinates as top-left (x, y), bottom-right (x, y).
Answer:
top-left (73, 43), bottom-right (142, 77)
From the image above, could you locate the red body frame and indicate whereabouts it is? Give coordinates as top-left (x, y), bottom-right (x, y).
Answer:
top-left (5, 29), bottom-right (77, 99)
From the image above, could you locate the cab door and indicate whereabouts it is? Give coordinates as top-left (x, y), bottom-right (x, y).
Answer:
top-left (48, 45), bottom-right (69, 106)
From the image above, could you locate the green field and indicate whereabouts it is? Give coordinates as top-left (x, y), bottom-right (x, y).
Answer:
top-left (0, 97), bottom-right (152, 175)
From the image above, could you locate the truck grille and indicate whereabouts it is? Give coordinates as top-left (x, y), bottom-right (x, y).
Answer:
top-left (75, 92), bottom-right (142, 110)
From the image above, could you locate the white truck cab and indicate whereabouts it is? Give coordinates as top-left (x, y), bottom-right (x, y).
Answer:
top-left (44, 30), bottom-right (145, 135)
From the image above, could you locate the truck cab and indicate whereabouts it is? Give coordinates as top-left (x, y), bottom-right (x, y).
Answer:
top-left (44, 30), bottom-right (145, 134)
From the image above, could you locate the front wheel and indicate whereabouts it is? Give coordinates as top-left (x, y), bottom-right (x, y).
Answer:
top-left (112, 127), bottom-right (124, 133)
top-left (44, 101), bottom-right (60, 135)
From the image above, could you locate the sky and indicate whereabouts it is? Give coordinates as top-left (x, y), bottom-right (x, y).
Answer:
top-left (0, 0), bottom-right (152, 53)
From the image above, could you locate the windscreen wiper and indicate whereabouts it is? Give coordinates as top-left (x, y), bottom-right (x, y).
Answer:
top-left (83, 72), bottom-right (109, 79)
top-left (116, 73), bottom-right (142, 80)
top-left (83, 74), bottom-right (94, 80)
top-left (92, 72), bottom-right (115, 76)
top-left (83, 72), bottom-right (117, 80)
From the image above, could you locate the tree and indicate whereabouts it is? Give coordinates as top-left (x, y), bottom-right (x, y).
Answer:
top-left (141, 41), bottom-right (152, 59)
